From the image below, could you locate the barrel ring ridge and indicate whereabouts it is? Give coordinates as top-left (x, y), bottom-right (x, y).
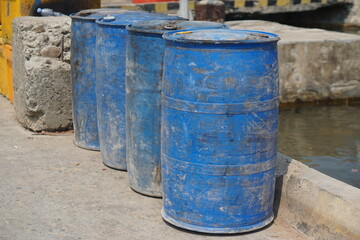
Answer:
top-left (162, 95), bottom-right (279, 114)
top-left (162, 154), bottom-right (276, 176)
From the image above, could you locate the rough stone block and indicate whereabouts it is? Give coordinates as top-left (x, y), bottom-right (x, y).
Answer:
top-left (227, 20), bottom-right (360, 103)
top-left (12, 17), bottom-right (72, 131)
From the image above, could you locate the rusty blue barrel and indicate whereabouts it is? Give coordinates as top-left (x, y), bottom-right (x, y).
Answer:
top-left (95, 13), bottom-right (182, 170)
top-left (125, 20), bottom-right (227, 197)
top-left (161, 29), bottom-right (280, 233)
top-left (70, 9), bottom-right (130, 150)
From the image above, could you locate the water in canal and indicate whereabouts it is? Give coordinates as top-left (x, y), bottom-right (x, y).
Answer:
top-left (278, 104), bottom-right (360, 188)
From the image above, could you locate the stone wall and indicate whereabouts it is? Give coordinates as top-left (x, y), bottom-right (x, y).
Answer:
top-left (227, 20), bottom-right (360, 103)
top-left (12, 16), bottom-right (72, 132)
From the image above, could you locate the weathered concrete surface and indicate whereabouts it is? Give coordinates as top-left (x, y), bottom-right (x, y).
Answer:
top-left (276, 154), bottom-right (360, 240)
top-left (0, 96), bottom-right (310, 239)
top-left (12, 17), bottom-right (72, 132)
top-left (227, 20), bottom-right (360, 103)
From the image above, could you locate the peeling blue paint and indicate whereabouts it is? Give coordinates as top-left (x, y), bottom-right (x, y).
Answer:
top-left (70, 9), bottom-right (130, 150)
top-left (125, 21), bottom-right (227, 197)
top-left (161, 29), bottom-right (280, 233)
top-left (95, 13), bottom-right (182, 170)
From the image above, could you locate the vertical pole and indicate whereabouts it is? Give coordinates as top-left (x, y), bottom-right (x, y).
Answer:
top-left (178, 0), bottom-right (193, 20)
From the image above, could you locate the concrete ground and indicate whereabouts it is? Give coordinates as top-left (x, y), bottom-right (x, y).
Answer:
top-left (0, 96), bottom-right (309, 239)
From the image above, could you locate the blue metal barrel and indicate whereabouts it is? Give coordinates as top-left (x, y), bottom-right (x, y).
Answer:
top-left (125, 21), bottom-right (227, 197)
top-left (70, 8), bottom-right (130, 150)
top-left (161, 29), bottom-right (280, 233)
top-left (95, 13), bottom-right (182, 170)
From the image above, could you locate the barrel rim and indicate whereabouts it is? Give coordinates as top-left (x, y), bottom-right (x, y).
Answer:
top-left (162, 209), bottom-right (275, 234)
top-left (96, 16), bottom-right (126, 28)
top-left (126, 20), bottom-right (226, 35)
top-left (70, 9), bottom-right (129, 21)
top-left (95, 12), bottom-right (178, 27)
top-left (162, 29), bottom-right (280, 44)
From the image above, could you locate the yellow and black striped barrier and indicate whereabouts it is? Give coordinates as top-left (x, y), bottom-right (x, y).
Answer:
top-left (112, 1), bottom-right (196, 13)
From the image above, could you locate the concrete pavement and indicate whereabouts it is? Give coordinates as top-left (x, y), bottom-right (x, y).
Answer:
top-left (0, 96), bottom-right (309, 240)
